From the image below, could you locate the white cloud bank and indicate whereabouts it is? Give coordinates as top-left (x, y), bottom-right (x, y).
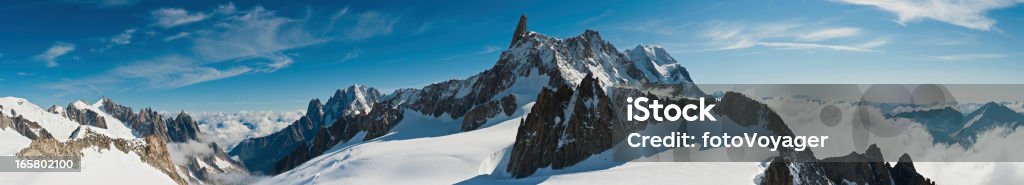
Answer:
top-left (191, 110), bottom-right (305, 150)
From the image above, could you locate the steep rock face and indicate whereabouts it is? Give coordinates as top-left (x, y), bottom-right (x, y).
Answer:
top-left (461, 94), bottom-right (517, 131)
top-left (507, 74), bottom-right (617, 178)
top-left (891, 154), bottom-right (934, 185)
top-left (63, 102), bottom-right (108, 129)
top-left (17, 130), bottom-right (187, 185)
top-left (0, 112), bottom-right (54, 140)
top-left (759, 144), bottom-right (934, 185)
top-left (165, 112), bottom-right (201, 143)
top-left (230, 109), bottom-right (319, 174)
top-left (323, 85), bottom-right (382, 127)
top-left (508, 84), bottom-right (575, 178)
top-left (509, 14), bottom-right (527, 48)
top-left (100, 98), bottom-right (171, 141)
top-left (714, 92), bottom-right (797, 137)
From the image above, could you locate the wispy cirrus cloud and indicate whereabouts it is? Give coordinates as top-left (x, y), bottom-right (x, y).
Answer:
top-left (35, 42), bottom-right (76, 67)
top-left (46, 55), bottom-right (251, 95)
top-left (336, 48), bottom-right (362, 63)
top-left (344, 11), bottom-right (401, 40)
top-left (439, 45), bottom-right (502, 61)
top-left (191, 6), bottom-right (327, 64)
top-left (759, 39), bottom-right (887, 52)
top-left (112, 55), bottom-right (252, 89)
top-left (798, 27), bottom-right (862, 41)
top-left (922, 53), bottom-right (1007, 61)
top-left (834, 0), bottom-right (1024, 31)
top-left (152, 8), bottom-right (209, 28)
top-left (49, 4), bottom-right (398, 95)
top-left (110, 29), bottom-right (135, 45)
top-left (621, 20), bottom-right (694, 36)
top-left (702, 21), bottom-right (886, 52)
top-left (578, 10), bottom-right (613, 25)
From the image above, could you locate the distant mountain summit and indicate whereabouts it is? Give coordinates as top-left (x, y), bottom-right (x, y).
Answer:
top-left (958, 102), bottom-right (1024, 139)
top-left (893, 102), bottom-right (1024, 145)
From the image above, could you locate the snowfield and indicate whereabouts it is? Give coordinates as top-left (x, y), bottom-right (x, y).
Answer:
top-left (260, 103), bottom-right (532, 185)
top-left (0, 146), bottom-right (177, 185)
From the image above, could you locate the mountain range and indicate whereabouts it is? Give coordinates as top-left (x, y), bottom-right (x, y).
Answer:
top-left (892, 102), bottom-right (1024, 145)
top-left (0, 15), bottom-right (941, 185)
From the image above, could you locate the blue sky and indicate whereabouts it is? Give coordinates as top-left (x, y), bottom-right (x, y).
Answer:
top-left (1, 0), bottom-right (1022, 112)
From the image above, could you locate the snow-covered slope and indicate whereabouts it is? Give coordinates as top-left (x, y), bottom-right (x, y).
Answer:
top-left (0, 97), bottom-right (182, 185)
top-left (0, 129), bottom-right (31, 155)
top-left (261, 92), bottom-right (536, 184)
top-left (0, 97), bottom-right (136, 141)
top-left (0, 146), bottom-right (178, 185)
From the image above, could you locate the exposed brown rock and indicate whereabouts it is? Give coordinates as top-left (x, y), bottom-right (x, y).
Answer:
top-left (17, 130), bottom-right (187, 185)
top-left (509, 14), bottom-right (527, 48)
top-left (64, 103), bottom-right (108, 129)
top-left (0, 114), bottom-right (54, 140)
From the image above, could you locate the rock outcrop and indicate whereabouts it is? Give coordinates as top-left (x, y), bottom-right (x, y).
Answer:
top-left (508, 73), bottom-right (618, 178)
top-left (45, 102), bottom-right (111, 130)
top-left (101, 98), bottom-right (171, 141)
top-left (165, 111), bottom-right (201, 143)
top-left (759, 144), bottom-right (935, 185)
top-left (17, 130), bottom-right (187, 185)
top-left (509, 14), bottom-right (527, 48)
top-left (0, 112), bottom-right (54, 140)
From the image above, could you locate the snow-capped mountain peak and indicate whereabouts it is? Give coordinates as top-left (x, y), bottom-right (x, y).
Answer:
top-left (625, 44), bottom-right (694, 83)
top-left (323, 84), bottom-right (382, 126)
top-left (500, 16), bottom-right (696, 93)
top-left (68, 100), bottom-right (90, 110)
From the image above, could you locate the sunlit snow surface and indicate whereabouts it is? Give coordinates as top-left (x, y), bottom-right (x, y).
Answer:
top-left (0, 97), bottom-right (178, 185)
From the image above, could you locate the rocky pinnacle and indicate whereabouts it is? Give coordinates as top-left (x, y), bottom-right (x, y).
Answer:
top-left (509, 14), bottom-right (527, 48)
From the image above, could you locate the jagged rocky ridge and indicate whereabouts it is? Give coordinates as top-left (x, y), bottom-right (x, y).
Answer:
top-left (1, 107), bottom-right (54, 140)
top-left (99, 98), bottom-right (248, 184)
top-left (17, 130), bottom-right (188, 185)
top-left (759, 144), bottom-right (933, 185)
